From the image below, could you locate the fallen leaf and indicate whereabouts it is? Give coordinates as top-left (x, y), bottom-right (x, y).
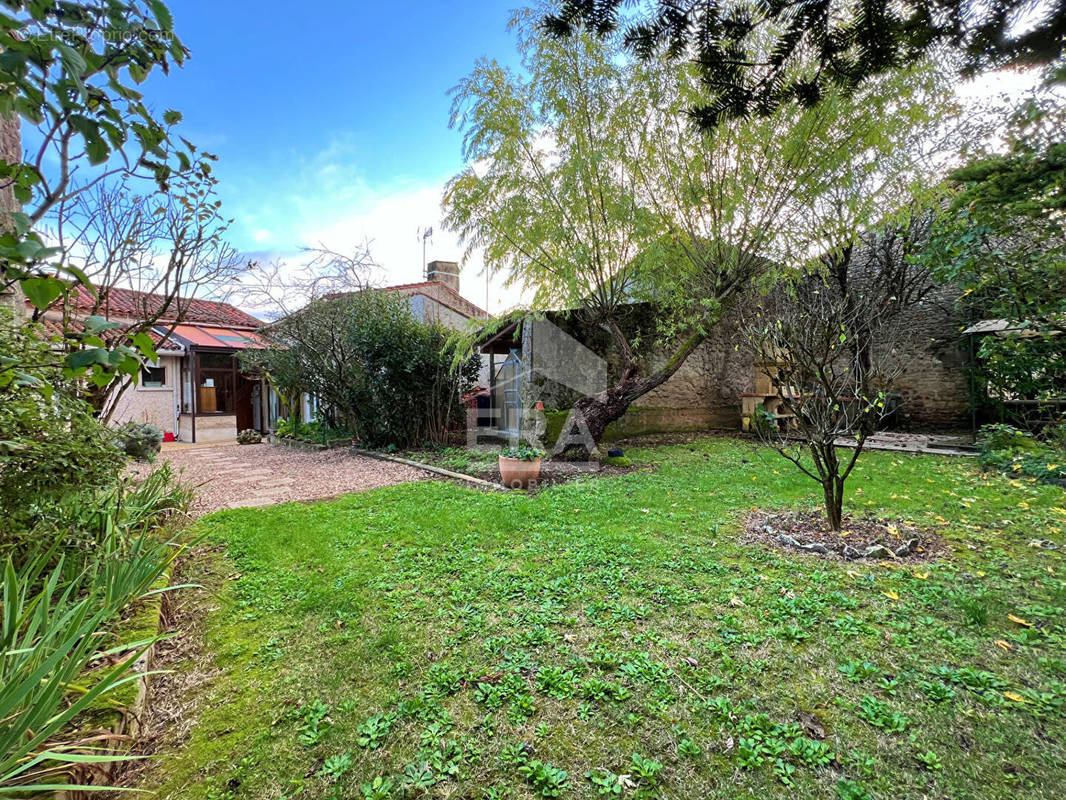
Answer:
top-left (882, 590), bottom-right (899, 601)
top-left (1003, 691), bottom-right (1030, 703)
top-left (994, 639), bottom-right (1013, 652)
top-left (798, 711), bottom-right (826, 740)
top-left (1008, 614), bottom-right (1033, 627)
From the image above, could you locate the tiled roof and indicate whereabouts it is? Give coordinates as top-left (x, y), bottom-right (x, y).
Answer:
top-left (383, 280), bottom-right (489, 318)
top-left (35, 316), bottom-right (183, 352)
top-left (53, 284), bottom-right (265, 329)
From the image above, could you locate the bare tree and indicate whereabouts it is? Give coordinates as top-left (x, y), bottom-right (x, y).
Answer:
top-left (742, 226), bottom-right (936, 531)
top-left (235, 243), bottom-right (379, 320)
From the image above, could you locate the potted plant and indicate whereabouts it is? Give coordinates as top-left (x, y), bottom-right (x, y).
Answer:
top-left (499, 444), bottom-right (544, 489)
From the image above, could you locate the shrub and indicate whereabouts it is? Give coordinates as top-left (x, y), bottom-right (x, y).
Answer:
top-left (243, 291), bottom-right (480, 449)
top-left (977, 423), bottom-right (1040, 454)
top-left (237, 428), bottom-right (263, 445)
top-left (0, 529), bottom-right (183, 791)
top-left (0, 464), bottom-right (192, 793)
top-left (977, 423), bottom-right (1066, 487)
top-left (114, 421), bottom-right (163, 460)
top-left (0, 322), bottom-right (125, 533)
top-left (2, 463), bottom-right (194, 582)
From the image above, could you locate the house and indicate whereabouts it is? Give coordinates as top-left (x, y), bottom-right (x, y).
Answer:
top-left (36, 285), bottom-right (274, 444)
top-left (383, 260), bottom-right (489, 330)
top-left (280, 260), bottom-right (491, 426)
top-left (30, 262), bottom-right (489, 442)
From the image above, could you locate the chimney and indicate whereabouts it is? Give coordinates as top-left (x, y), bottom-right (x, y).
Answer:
top-left (426, 260), bottom-right (460, 293)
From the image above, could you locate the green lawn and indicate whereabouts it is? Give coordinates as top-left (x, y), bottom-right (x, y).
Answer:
top-left (143, 437), bottom-right (1066, 800)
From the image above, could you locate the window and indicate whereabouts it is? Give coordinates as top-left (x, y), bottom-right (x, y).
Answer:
top-left (141, 365), bottom-right (166, 388)
top-left (197, 352), bottom-right (235, 414)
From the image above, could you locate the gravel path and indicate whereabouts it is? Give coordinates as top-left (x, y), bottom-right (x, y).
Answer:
top-left (146, 443), bottom-right (428, 515)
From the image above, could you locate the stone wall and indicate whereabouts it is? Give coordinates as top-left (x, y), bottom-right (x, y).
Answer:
top-left (637, 306), bottom-right (754, 429)
top-left (881, 289), bottom-right (970, 426)
top-left (533, 290), bottom-right (969, 435)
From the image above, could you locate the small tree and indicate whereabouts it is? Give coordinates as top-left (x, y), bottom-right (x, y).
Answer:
top-left (919, 95), bottom-right (1066, 422)
top-left (47, 171), bottom-right (244, 420)
top-left (741, 232), bottom-right (933, 531)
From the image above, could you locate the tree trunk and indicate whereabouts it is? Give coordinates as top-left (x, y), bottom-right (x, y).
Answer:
top-left (551, 330), bottom-right (705, 459)
top-left (823, 477), bottom-right (844, 532)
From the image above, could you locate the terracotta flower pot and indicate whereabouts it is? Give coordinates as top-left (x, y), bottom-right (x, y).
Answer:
top-left (499, 456), bottom-right (542, 490)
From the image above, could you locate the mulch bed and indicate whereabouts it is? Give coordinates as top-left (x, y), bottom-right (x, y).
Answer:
top-left (744, 509), bottom-right (947, 563)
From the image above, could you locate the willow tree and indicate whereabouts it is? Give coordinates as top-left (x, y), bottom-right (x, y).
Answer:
top-left (444, 10), bottom-right (953, 455)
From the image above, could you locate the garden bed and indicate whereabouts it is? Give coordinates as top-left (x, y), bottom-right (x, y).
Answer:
top-left (745, 509), bottom-right (947, 562)
top-left (267, 435), bottom-right (354, 452)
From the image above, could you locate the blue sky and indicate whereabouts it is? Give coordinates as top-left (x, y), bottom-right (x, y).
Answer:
top-left (142, 1), bottom-right (523, 309)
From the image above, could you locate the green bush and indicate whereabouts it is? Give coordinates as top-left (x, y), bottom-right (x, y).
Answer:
top-left (0, 323), bottom-right (126, 534)
top-left (0, 460), bottom-right (193, 792)
top-left (272, 418), bottom-right (353, 444)
top-left (114, 421), bottom-right (163, 460)
top-left (977, 423), bottom-right (1041, 454)
top-left (0, 528), bottom-right (184, 791)
top-left (2, 464), bottom-right (194, 582)
top-left (243, 291), bottom-right (480, 449)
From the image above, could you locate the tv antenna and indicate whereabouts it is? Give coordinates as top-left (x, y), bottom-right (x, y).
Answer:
top-left (418, 226), bottom-right (433, 278)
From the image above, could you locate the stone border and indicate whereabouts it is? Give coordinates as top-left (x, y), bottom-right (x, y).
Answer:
top-left (268, 435), bottom-right (353, 452)
top-left (351, 447), bottom-right (510, 492)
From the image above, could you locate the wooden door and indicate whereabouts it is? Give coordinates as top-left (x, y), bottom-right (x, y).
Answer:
top-left (235, 376), bottom-right (255, 432)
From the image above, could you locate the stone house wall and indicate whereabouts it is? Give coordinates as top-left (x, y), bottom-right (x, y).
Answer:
top-left (880, 288), bottom-right (970, 426)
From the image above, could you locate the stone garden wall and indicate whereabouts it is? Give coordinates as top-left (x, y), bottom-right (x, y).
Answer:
top-left (534, 289), bottom-right (969, 435)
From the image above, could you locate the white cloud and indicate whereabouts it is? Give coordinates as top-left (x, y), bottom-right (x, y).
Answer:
top-left (227, 136), bottom-right (528, 317)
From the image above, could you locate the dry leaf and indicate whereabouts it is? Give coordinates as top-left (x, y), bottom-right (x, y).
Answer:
top-left (1008, 614), bottom-right (1033, 627)
top-left (1003, 691), bottom-right (1030, 703)
top-left (798, 711), bottom-right (826, 740)
top-left (882, 590), bottom-right (899, 601)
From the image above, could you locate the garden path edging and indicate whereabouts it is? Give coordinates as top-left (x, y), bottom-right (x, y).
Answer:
top-left (351, 447), bottom-right (510, 492)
